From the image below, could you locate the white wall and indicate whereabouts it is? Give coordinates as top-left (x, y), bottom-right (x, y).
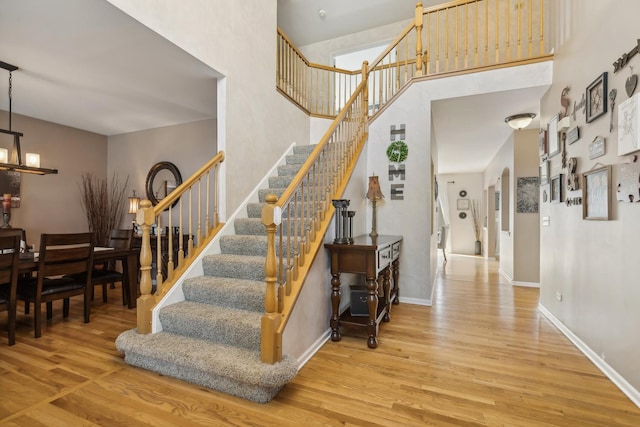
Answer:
top-left (107, 0), bottom-right (310, 216)
top-left (538, 0), bottom-right (640, 396)
top-left (483, 134), bottom-right (515, 280)
top-left (438, 173), bottom-right (484, 255)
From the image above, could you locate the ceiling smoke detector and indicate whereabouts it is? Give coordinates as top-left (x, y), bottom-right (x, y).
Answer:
top-left (318, 9), bottom-right (326, 18)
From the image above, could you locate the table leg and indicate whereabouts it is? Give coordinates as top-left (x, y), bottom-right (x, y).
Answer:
top-left (366, 276), bottom-right (378, 349)
top-left (330, 272), bottom-right (341, 341)
top-left (123, 253), bottom-right (138, 309)
top-left (392, 258), bottom-right (400, 305)
top-left (382, 266), bottom-right (391, 322)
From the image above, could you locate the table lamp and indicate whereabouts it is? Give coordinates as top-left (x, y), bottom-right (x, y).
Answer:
top-left (128, 190), bottom-right (141, 232)
top-left (366, 175), bottom-right (384, 238)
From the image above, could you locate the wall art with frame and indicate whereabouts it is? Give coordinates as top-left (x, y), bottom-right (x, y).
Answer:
top-left (538, 129), bottom-right (547, 158)
top-left (539, 160), bottom-right (550, 185)
top-left (586, 72), bottom-right (608, 123)
top-left (547, 115), bottom-right (560, 157)
top-left (583, 165), bottom-right (611, 220)
top-left (457, 199), bottom-right (470, 210)
top-left (550, 174), bottom-right (564, 203)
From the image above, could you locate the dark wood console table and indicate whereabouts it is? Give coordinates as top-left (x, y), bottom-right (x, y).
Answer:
top-left (324, 235), bottom-right (402, 348)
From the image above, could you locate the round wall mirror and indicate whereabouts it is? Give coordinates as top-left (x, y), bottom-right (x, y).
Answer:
top-left (145, 161), bottom-right (182, 208)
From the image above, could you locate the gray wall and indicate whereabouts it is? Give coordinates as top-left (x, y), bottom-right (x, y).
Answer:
top-left (539, 0), bottom-right (640, 393)
top-left (0, 110), bottom-right (107, 249)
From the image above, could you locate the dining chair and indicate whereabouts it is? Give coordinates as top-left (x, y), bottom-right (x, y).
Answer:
top-left (89, 228), bottom-right (133, 305)
top-left (17, 232), bottom-right (94, 339)
top-left (0, 230), bottom-right (23, 345)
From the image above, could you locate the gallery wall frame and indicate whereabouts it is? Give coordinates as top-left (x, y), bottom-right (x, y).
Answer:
top-left (586, 72), bottom-right (608, 123)
top-left (617, 92), bottom-right (640, 155)
top-left (516, 177), bottom-right (539, 213)
top-left (538, 129), bottom-right (547, 157)
top-left (457, 199), bottom-right (470, 210)
top-left (550, 174), bottom-right (564, 203)
top-left (583, 165), bottom-right (612, 220)
top-left (547, 115), bottom-right (560, 157)
top-left (539, 160), bottom-right (550, 185)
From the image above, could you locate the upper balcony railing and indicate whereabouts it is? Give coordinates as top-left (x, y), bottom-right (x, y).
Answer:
top-left (277, 0), bottom-right (550, 119)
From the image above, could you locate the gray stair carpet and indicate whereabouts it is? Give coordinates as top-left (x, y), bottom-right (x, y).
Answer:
top-left (116, 144), bottom-right (316, 403)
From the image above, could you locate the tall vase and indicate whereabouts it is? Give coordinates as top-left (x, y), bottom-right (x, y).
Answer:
top-left (474, 240), bottom-right (481, 255)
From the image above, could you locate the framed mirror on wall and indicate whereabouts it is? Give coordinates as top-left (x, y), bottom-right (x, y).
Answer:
top-left (145, 161), bottom-right (182, 208)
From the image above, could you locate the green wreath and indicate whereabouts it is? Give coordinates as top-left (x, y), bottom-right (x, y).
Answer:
top-left (386, 140), bottom-right (408, 163)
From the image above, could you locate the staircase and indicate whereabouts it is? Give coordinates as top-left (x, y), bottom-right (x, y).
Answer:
top-left (116, 145), bottom-right (317, 403)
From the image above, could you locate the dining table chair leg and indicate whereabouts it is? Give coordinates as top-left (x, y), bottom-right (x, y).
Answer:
top-left (47, 301), bottom-right (53, 319)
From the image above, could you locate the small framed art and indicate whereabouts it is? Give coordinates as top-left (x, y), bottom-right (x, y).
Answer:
top-left (547, 115), bottom-right (560, 157)
top-left (539, 160), bottom-right (550, 185)
top-left (457, 199), bottom-right (470, 210)
top-left (550, 174), bottom-right (563, 203)
top-left (583, 165), bottom-right (611, 220)
top-left (586, 72), bottom-right (608, 123)
top-left (538, 129), bottom-right (547, 157)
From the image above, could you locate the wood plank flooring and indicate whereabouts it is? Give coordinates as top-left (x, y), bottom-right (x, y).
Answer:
top-left (1, 255), bottom-right (639, 426)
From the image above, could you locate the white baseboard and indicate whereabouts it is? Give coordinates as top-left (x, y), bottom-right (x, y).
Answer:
top-left (499, 269), bottom-right (513, 283)
top-left (538, 304), bottom-right (640, 408)
top-left (296, 329), bottom-right (331, 369)
top-left (512, 281), bottom-right (540, 288)
top-left (399, 296), bottom-right (432, 306)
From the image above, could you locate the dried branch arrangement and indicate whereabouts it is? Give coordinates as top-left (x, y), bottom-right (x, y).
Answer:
top-left (79, 172), bottom-right (129, 246)
top-left (470, 199), bottom-right (481, 242)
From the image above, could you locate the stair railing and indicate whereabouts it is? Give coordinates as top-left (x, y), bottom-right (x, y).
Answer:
top-left (261, 63), bottom-right (369, 363)
top-left (135, 151), bottom-right (225, 334)
top-left (266, 1), bottom-right (550, 363)
top-left (277, 0), bottom-right (549, 120)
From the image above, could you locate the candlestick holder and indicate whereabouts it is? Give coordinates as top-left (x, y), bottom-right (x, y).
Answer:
top-left (1, 212), bottom-right (10, 229)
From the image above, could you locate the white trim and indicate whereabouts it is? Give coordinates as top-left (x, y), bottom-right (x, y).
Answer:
top-left (538, 304), bottom-right (640, 409)
top-left (512, 281), bottom-right (540, 288)
top-left (297, 329), bottom-right (331, 369)
top-left (499, 269), bottom-right (513, 283)
top-left (399, 296), bottom-right (432, 306)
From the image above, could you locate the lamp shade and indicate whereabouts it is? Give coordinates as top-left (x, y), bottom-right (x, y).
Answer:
top-left (366, 175), bottom-right (384, 201)
top-left (128, 192), bottom-right (140, 214)
top-left (25, 153), bottom-right (40, 168)
top-left (505, 113), bottom-right (536, 130)
top-left (0, 148), bottom-right (8, 164)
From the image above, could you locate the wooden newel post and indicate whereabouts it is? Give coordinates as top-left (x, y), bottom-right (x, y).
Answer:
top-left (136, 199), bottom-right (155, 334)
top-left (415, 2), bottom-right (424, 77)
top-left (261, 194), bottom-right (282, 363)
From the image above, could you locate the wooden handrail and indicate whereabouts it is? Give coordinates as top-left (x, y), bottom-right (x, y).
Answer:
top-left (135, 151), bottom-right (225, 334)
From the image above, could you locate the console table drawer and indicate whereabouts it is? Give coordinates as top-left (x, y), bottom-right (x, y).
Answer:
top-left (378, 245), bottom-right (392, 269)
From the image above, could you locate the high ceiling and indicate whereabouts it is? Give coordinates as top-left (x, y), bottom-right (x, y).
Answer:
top-left (0, 0), bottom-right (219, 136)
top-left (0, 0), bottom-right (547, 174)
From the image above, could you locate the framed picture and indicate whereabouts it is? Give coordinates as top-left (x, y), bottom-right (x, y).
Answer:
top-left (457, 199), bottom-right (470, 210)
top-left (617, 92), bottom-right (640, 155)
top-left (583, 165), bottom-right (611, 220)
top-left (538, 129), bottom-right (547, 157)
top-left (589, 136), bottom-right (606, 160)
top-left (516, 177), bottom-right (539, 213)
top-left (586, 72), bottom-right (608, 123)
top-left (539, 160), bottom-right (550, 185)
top-left (550, 174), bottom-right (563, 203)
top-left (0, 171), bottom-right (21, 208)
top-left (547, 115), bottom-right (560, 157)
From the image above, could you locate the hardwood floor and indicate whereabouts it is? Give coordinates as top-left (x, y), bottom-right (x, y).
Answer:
top-left (1, 255), bottom-right (639, 426)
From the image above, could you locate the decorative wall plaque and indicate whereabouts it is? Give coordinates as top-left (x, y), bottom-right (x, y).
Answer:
top-left (567, 126), bottom-right (580, 145)
top-left (589, 136), bottom-right (606, 160)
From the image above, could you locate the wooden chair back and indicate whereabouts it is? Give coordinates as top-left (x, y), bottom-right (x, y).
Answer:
top-left (109, 229), bottom-right (133, 250)
top-left (38, 232), bottom-right (95, 278)
top-left (0, 229), bottom-right (22, 345)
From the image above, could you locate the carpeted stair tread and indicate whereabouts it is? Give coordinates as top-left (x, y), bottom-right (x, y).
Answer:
top-left (115, 330), bottom-right (297, 403)
top-left (234, 218), bottom-right (268, 235)
top-left (285, 153), bottom-right (309, 165)
top-left (292, 145), bottom-right (316, 155)
top-left (220, 234), bottom-right (268, 256)
top-left (160, 301), bottom-right (261, 350)
top-left (258, 188), bottom-right (286, 202)
top-left (203, 253), bottom-right (265, 281)
top-left (268, 176), bottom-right (294, 188)
top-left (277, 164), bottom-right (303, 177)
top-left (183, 275), bottom-right (265, 312)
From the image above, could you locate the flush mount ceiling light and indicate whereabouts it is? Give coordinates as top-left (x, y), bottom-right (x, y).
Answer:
top-left (318, 9), bottom-right (326, 18)
top-left (505, 113), bottom-right (536, 130)
top-left (0, 60), bottom-right (58, 175)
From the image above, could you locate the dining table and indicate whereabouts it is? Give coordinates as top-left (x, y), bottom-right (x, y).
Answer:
top-left (18, 247), bottom-right (141, 309)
